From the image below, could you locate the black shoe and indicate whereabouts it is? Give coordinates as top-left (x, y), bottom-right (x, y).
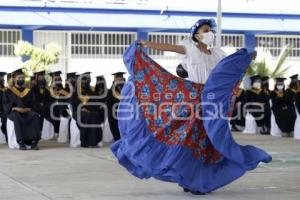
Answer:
top-left (190, 190), bottom-right (206, 195)
top-left (231, 124), bottom-right (238, 131)
top-left (183, 188), bottom-right (190, 193)
top-left (31, 144), bottom-right (40, 150)
top-left (183, 188), bottom-right (206, 195)
top-left (19, 144), bottom-right (27, 150)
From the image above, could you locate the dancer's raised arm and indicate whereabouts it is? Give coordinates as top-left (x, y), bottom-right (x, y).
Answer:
top-left (140, 40), bottom-right (186, 54)
top-left (140, 40), bottom-right (211, 55)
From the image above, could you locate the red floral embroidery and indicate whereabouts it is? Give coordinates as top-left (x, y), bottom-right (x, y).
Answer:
top-left (133, 51), bottom-right (223, 164)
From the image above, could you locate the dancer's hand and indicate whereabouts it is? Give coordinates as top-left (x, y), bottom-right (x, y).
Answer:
top-left (140, 40), bottom-right (151, 48)
top-left (139, 40), bottom-right (186, 54)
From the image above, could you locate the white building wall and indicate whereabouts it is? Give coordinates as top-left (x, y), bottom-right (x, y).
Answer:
top-left (0, 29), bottom-right (299, 88)
top-left (68, 57), bottom-right (179, 87)
top-left (0, 57), bottom-right (22, 72)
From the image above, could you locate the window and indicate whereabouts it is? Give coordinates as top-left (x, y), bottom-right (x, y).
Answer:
top-left (256, 35), bottom-right (300, 57)
top-left (0, 30), bottom-right (21, 57)
top-left (221, 34), bottom-right (244, 49)
top-left (71, 32), bottom-right (136, 58)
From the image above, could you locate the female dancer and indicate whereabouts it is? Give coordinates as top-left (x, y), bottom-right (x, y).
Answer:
top-left (111, 18), bottom-right (272, 195)
top-left (142, 19), bottom-right (225, 84)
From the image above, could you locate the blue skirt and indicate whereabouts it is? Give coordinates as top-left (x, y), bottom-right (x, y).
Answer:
top-left (111, 41), bottom-right (272, 193)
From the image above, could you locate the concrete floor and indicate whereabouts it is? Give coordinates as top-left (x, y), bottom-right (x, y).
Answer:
top-left (0, 133), bottom-right (300, 200)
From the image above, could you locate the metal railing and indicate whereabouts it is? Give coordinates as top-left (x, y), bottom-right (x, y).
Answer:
top-left (0, 29), bottom-right (21, 57)
top-left (256, 35), bottom-right (300, 57)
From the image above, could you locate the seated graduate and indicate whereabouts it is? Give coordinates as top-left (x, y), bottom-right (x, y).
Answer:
top-left (0, 72), bottom-right (7, 141)
top-left (2, 68), bottom-right (41, 150)
top-left (270, 77), bottom-right (296, 137)
top-left (230, 87), bottom-right (246, 131)
top-left (6, 73), bottom-right (13, 88)
top-left (70, 72), bottom-right (104, 148)
top-left (295, 77), bottom-right (300, 114)
top-left (261, 76), bottom-right (271, 96)
top-left (65, 73), bottom-right (80, 121)
top-left (286, 74), bottom-right (299, 109)
top-left (244, 75), bottom-right (271, 134)
top-left (296, 89), bottom-right (300, 114)
top-left (49, 71), bottom-right (71, 137)
top-left (95, 75), bottom-right (108, 123)
top-left (95, 75), bottom-right (107, 96)
top-left (107, 72), bottom-right (126, 141)
top-left (30, 73), bottom-right (37, 89)
top-left (32, 70), bottom-right (54, 131)
top-left (64, 72), bottom-right (77, 94)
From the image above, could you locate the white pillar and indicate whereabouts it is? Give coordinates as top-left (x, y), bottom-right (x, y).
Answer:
top-left (216, 0), bottom-right (222, 48)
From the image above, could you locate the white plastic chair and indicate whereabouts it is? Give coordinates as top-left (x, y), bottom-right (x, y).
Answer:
top-left (57, 117), bottom-right (70, 143)
top-left (243, 112), bottom-right (258, 134)
top-left (7, 119), bottom-right (19, 149)
top-left (103, 118), bottom-right (114, 143)
top-left (294, 109), bottom-right (300, 140)
top-left (270, 100), bottom-right (282, 137)
top-left (0, 120), bottom-right (6, 144)
top-left (270, 111), bottom-right (282, 137)
top-left (70, 118), bottom-right (81, 148)
top-left (41, 119), bottom-right (55, 140)
top-left (70, 118), bottom-right (107, 147)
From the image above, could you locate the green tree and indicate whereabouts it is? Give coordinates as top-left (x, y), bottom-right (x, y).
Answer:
top-left (247, 45), bottom-right (292, 78)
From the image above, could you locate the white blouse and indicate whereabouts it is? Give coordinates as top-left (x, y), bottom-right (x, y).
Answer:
top-left (178, 37), bottom-right (226, 84)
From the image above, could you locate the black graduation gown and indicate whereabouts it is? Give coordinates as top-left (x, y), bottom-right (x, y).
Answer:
top-left (245, 88), bottom-right (271, 129)
top-left (107, 88), bottom-right (121, 141)
top-left (296, 90), bottom-right (300, 114)
top-left (0, 87), bottom-right (7, 140)
top-left (230, 89), bottom-right (246, 130)
top-left (94, 87), bottom-right (107, 125)
top-left (270, 90), bottom-right (296, 133)
top-left (285, 88), bottom-right (297, 108)
top-left (71, 86), bottom-right (104, 147)
top-left (263, 88), bottom-right (271, 129)
top-left (32, 86), bottom-right (54, 130)
top-left (49, 87), bottom-right (71, 133)
top-left (3, 87), bottom-right (41, 143)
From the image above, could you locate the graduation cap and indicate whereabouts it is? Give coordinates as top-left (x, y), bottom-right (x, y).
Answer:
top-left (49, 70), bottom-right (62, 77)
top-left (112, 72), bottom-right (126, 78)
top-left (275, 77), bottom-right (286, 82)
top-left (0, 72), bottom-right (6, 77)
top-left (80, 72), bottom-right (91, 78)
top-left (12, 68), bottom-right (25, 77)
top-left (66, 72), bottom-right (77, 79)
top-left (250, 75), bottom-right (261, 82)
top-left (6, 73), bottom-right (12, 79)
top-left (289, 74), bottom-right (298, 80)
top-left (35, 70), bottom-right (46, 76)
top-left (261, 76), bottom-right (269, 81)
top-left (96, 75), bottom-right (105, 81)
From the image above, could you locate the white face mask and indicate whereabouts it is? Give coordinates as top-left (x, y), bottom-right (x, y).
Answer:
top-left (277, 85), bottom-right (284, 90)
top-left (201, 31), bottom-right (215, 46)
top-left (253, 82), bottom-right (261, 89)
